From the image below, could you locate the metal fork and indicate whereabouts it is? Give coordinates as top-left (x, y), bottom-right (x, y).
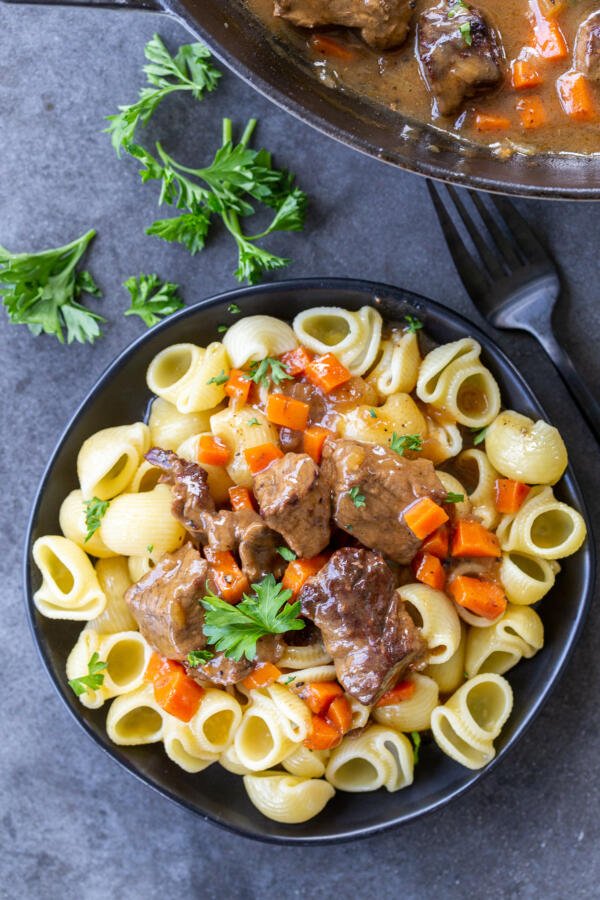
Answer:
top-left (427, 181), bottom-right (600, 442)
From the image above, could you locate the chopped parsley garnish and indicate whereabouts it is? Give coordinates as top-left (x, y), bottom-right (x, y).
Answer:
top-left (411, 731), bottom-right (422, 765)
top-left (247, 417), bottom-right (260, 426)
top-left (243, 356), bottom-right (292, 387)
top-left (349, 486), bottom-right (366, 508)
top-left (68, 652), bottom-right (108, 697)
top-left (448, 0), bottom-right (468, 17)
top-left (123, 273), bottom-right (183, 327)
top-left (228, 303), bottom-right (241, 314)
top-left (369, 408), bottom-right (378, 419)
top-left (217, 324), bottom-right (228, 334)
top-left (187, 649), bottom-right (215, 667)
top-left (283, 675), bottom-right (296, 685)
top-left (404, 314), bottom-right (424, 333)
top-left (83, 497), bottom-right (110, 542)
top-left (459, 21), bottom-right (473, 45)
top-left (277, 546), bottom-right (297, 562)
top-left (390, 432), bottom-right (423, 456)
top-left (206, 370), bottom-right (229, 386)
top-left (446, 492), bottom-right (465, 504)
top-left (147, 544), bottom-right (154, 554)
top-left (471, 426), bottom-right (488, 445)
top-left (201, 574), bottom-right (304, 661)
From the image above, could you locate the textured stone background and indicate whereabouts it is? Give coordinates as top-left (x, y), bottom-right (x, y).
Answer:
top-left (0, 5), bottom-right (599, 898)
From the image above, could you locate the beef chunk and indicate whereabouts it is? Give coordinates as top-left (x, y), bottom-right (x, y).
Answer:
top-left (185, 636), bottom-right (284, 686)
top-left (417, 2), bottom-right (504, 116)
top-left (575, 11), bottom-right (600, 81)
top-left (125, 544), bottom-right (208, 661)
top-left (299, 548), bottom-right (424, 704)
top-left (320, 437), bottom-right (445, 564)
top-left (146, 447), bottom-right (214, 541)
top-left (253, 452), bottom-right (331, 558)
top-left (274, 0), bottom-right (414, 50)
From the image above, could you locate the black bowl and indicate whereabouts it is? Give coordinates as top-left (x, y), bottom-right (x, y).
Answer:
top-left (24, 278), bottom-right (595, 843)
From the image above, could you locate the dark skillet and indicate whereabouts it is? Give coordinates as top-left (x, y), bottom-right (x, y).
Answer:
top-left (24, 279), bottom-right (595, 843)
top-left (5, 0), bottom-right (600, 198)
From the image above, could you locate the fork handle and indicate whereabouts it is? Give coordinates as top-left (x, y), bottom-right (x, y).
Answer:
top-left (534, 331), bottom-right (600, 443)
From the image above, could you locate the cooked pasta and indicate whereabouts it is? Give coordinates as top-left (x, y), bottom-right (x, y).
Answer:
top-left (234, 696), bottom-right (296, 771)
top-left (277, 665), bottom-right (338, 686)
top-left (435, 472), bottom-right (472, 519)
top-left (33, 535), bottom-right (106, 620)
top-left (77, 422), bottom-right (150, 500)
top-left (244, 773), bottom-right (335, 824)
top-left (366, 330), bottom-right (421, 396)
top-left (416, 338), bottom-right (480, 405)
top-left (497, 485), bottom-right (586, 560)
top-left (58, 489), bottom-right (117, 558)
top-left (465, 605), bottom-right (544, 677)
top-left (89, 556), bottom-right (137, 634)
top-left (210, 405), bottom-right (279, 488)
top-left (398, 583), bottom-right (462, 665)
top-left (499, 551), bottom-right (559, 606)
top-left (485, 410), bottom-right (568, 486)
top-left (417, 339), bottom-right (500, 428)
top-left (325, 725), bottom-right (414, 792)
top-left (146, 341), bottom-right (230, 413)
top-left (162, 716), bottom-right (219, 774)
top-left (224, 315), bottom-right (297, 368)
top-left (219, 742), bottom-right (254, 776)
top-left (106, 684), bottom-right (165, 746)
top-left (455, 448), bottom-right (500, 530)
top-left (341, 393), bottom-right (426, 447)
top-left (189, 689), bottom-right (243, 755)
top-left (373, 673), bottom-right (439, 732)
top-left (281, 744), bottom-right (329, 778)
top-left (422, 414), bottom-right (463, 464)
top-left (277, 642), bottom-right (332, 669)
top-left (148, 396), bottom-right (215, 451)
top-left (100, 484), bottom-right (186, 558)
top-left (67, 628), bottom-right (151, 708)
top-left (126, 460), bottom-right (162, 494)
top-left (425, 623), bottom-right (467, 695)
top-left (293, 306), bottom-right (382, 375)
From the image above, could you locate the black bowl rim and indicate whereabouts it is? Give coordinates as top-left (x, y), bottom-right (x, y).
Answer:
top-left (23, 276), bottom-right (596, 844)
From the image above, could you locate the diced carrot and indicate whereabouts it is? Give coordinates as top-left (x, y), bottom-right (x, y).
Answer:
top-left (494, 478), bottom-right (531, 515)
top-left (449, 575), bottom-right (507, 620)
top-left (303, 425), bottom-right (334, 464)
top-left (245, 442), bottom-right (284, 474)
top-left (224, 368), bottom-right (251, 408)
top-left (151, 662), bottom-right (205, 722)
top-left (517, 95), bottom-right (548, 128)
top-left (242, 662), bottom-right (282, 691)
top-left (198, 434), bottom-right (231, 467)
top-left (144, 652), bottom-right (177, 685)
top-left (474, 112), bottom-right (511, 131)
top-left (451, 520), bottom-right (501, 558)
top-left (309, 33), bottom-right (356, 62)
top-left (279, 346), bottom-right (313, 377)
top-left (305, 714), bottom-right (343, 750)
top-left (537, 0), bottom-right (567, 18)
top-left (205, 548), bottom-right (249, 603)
top-left (298, 681), bottom-right (344, 715)
top-left (304, 353), bottom-right (352, 393)
top-left (228, 485), bottom-right (254, 511)
top-left (421, 524), bottom-right (450, 559)
top-left (404, 497), bottom-right (449, 541)
top-left (532, 10), bottom-right (568, 60)
top-left (512, 58), bottom-right (543, 90)
top-left (412, 551), bottom-right (446, 591)
top-left (282, 555), bottom-right (329, 598)
top-left (326, 695), bottom-right (353, 735)
top-left (375, 680), bottom-right (416, 707)
top-left (556, 71), bottom-right (596, 121)
top-left (266, 393), bottom-right (310, 431)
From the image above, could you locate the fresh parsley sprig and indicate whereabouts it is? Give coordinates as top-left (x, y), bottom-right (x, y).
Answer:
top-left (471, 426), bottom-right (488, 446)
top-left (123, 273), bottom-right (184, 327)
top-left (0, 230), bottom-right (104, 344)
top-left (349, 486), bottom-right (366, 508)
top-left (445, 492), bottom-right (465, 504)
top-left (187, 649), bottom-right (215, 667)
top-left (277, 546), bottom-right (297, 562)
top-left (244, 356), bottom-right (292, 387)
top-left (201, 574), bottom-right (304, 661)
top-left (68, 652), bottom-right (108, 697)
top-left (84, 497), bottom-right (110, 542)
top-left (105, 35), bottom-right (221, 154)
top-left (390, 432), bottom-right (423, 456)
top-left (411, 731), bottom-right (422, 765)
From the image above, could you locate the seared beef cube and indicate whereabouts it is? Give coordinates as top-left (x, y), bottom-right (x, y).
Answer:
top-left (417, 2), bottom-right (504, 116)
top-left (253, 452), bottom-right (331, 558)
top-left (299, 548), bottom-right (424, 704)
top-left (274, 0), bottom-right (414, 50)
top-left (186, 636), bottom-right (284, 686)
top-left (146, 447), bottom-right (215, 540)
top-left (575, 11), bottom-right (600, 81)
top-left (125, 544), bottom-right (208, 661)
top-left (320, 437), bottom-right (445, 564)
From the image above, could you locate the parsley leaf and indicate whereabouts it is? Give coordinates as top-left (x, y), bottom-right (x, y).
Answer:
top-left (147, 544), bottom-right (154, 553)
top-left (448, 0), bottom-right (469, 17)
top-left (390, 432), bottom-right (423, 456)
top-left (369, 408), bottom-right (378, 419)
top-left (146, 209), bottom-right (211, 256)
top-left (248, 417), bottom-right (260, 426)
top-left (0, 229), bottom-right (104, 344)
top-left (201, 574), bottom-right (304, 661)
top-left (217, 324), bottom-right (228, 334)
top-left (228, 303), bottom-right (241, 314)
top-left (471, 426), bottom-right (488, 446)
top-left (123, 273), bottom-right (184, 327)
top-left (459, 21), bottom-right (473, 45)
top-left (349, 486), bottom-right (366, 508)
top-left (411, 731), bottom-right (422, 765)
top-left (105, 34), bottom-right (220, 154)
top-left (446, 492), bottom-right (465, 504)
top-left (277, 546), bottom-right (297, 562)
top-left (68, 652), bottom-right (108, 697)
top-left (187, 649), bottom-right (215, 667)
top-left (83, 497), bottom-right (110, 542)
top-left (404, 314), bottom-right (423, 333)
top-left (206, 370), bottom-right (228, 386)
top-left (244, 356), bottom-right (292, 387)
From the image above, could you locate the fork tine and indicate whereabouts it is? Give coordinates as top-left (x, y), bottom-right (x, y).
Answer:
top-left (468, 191), bottom-right (523, 270)
top-left (445, 185), bottom-right (507, 280)
top-left (427, 180), bottom-right (491, 303)
top-left (488, 195), bottom-right (550, 264)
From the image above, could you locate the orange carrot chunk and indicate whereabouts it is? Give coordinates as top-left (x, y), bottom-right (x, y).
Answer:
top-left (309, 33), bottom-right (356, 62)
top-left (512, 58), bottom-right (543, 90)
top-left (198, 434), bottom-right (231, 467)
top-left (151, 662), bottom-right (205, 722)
top-left (228, 485), bottom-right (255, 511)
top-left (449, 575), bottom-right (507, 620)
top-left (282, 554), bottom-right (329, 598)
top-left (305, 714), bottom-right (343, 750)
top-left (205, 548), bottom-right (250, 603)
top-left (474, 112), bottom-right (511, 131)
top-left (266, 393), bottom-right (310, 431)
top-left (532, 7), bottom-right (568, 60)
top-left (451, 520), bottom-right (501, 558)
top-left (412, 551), bottom-right (446, 591)
top-left (375, 680), bottom-right (416, 707)
top-left (517, 95), bottom-right (548, 128)
top-left (556, 71), bottom-right (596, 121)
top-left (245, 442), bottom-right (284, 474)
top-left (494, 478), bottom-right (531, 515)
top-left (303, 425), bottom-right (334, 464)
top-left (224, 368), bottom-right (251, 408)
top-left (242, 662), bottom-right (282, 691)
top-left (421, 524), bottom-right (450, 559)
top-left (325, 695), bottom-right (353, 735)
top-left (305, 353), bottom-right (352, 393)
top-left (298, 681), bottom-right (344, 716)
top-left (404, 497), bottom-right (449, 540)
top-left (279, 346), bottom-right (313, 377)
top-left (144, 652), bottom-right (178, 685)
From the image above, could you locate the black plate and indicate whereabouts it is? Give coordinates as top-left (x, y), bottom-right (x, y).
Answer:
top-left (24, 278), bottom-right (595, 843)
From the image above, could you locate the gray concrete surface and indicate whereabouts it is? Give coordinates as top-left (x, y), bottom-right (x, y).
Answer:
top-left (1, 5), bottom-right (599, 898)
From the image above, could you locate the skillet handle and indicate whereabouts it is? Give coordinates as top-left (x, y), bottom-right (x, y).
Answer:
top-left (0, 0), bottom-right (165, 10)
